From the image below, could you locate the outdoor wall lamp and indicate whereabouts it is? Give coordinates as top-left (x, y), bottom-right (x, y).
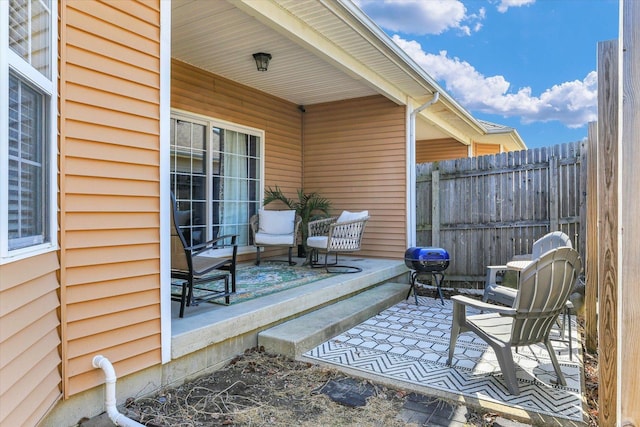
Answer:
top-left (252, 52), bottom-right (272, 71)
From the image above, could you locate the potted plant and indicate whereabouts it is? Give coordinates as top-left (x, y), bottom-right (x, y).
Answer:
top-left (263, 186), bottom-right (332, 257)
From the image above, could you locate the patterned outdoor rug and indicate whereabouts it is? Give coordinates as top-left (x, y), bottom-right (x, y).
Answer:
top-left (173, 262), bottom-right (336, 305)
top-left (304, 296), bottom-right (583, 422)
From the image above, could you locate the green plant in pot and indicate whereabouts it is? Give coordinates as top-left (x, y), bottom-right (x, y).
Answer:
top-left (263, 186), bottom-right (331, 258)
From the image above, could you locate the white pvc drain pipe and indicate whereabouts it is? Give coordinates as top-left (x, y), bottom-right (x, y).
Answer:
top-left (92, 355), bottom-right (145, 427)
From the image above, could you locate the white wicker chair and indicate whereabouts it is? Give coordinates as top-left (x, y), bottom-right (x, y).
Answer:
top-left (306, 210), bottom-right (369, 273)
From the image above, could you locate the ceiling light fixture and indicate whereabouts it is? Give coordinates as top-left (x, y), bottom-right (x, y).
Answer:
top-left (252, 52), bottom-right (272, 72)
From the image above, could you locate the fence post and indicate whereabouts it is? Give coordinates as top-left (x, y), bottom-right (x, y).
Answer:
top-left (597, 38), bottom-right (619, 427)
top-left (585, 122), bottom-right (598, 353)
top-left (620, 0), bottom-right (640, 422)
top-left (549, 156), bottom-right (559, 231)
top-left (431, 170), bottom-right (440, 247)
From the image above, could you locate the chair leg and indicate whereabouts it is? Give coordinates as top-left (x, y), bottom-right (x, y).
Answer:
top-left (178, 281), bottom-right (188, 318)
top-left (324, 253), bottom-right (362, 273)
top-left (447, 301), bottom-right (465, 364)
top-left (186, 278), bottom-right (194, 307)
top-left (288, 246), bottom-right (296, 266)
top-left (255, 246), bottom-right (261, 266)
top-left (544, 339), bottom-right (567, 387)
top-left (447, 323), bottom-right (460, 365)
top-left (224, 275), bottom-right (230, 305)
top-left (492, 345), bottom-right (520, 395)
top-left (567, 308), bottom-right (572, 360)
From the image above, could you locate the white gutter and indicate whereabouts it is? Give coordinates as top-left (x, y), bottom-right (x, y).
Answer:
top-left (92, 356), bottom-right (145, 427)
top-left (407, 92), bottom-right (440, 247)
top-left (334, 0), bottom-right (486, 134)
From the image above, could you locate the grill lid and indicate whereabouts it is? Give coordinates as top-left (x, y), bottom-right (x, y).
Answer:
top-left (404, 247), bottom-right (450, 272)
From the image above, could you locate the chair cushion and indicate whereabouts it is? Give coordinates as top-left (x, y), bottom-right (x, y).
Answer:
top-left (258, 209), bottom-right (295, 235)
top-left (307, 235), bottom-right (329, 249)
top-left (255, 232), bottom-right (295, 246)
top-left (337, 210), bottom-right (368, 223)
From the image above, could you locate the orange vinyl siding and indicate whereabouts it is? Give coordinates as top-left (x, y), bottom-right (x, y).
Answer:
top-left (474, 142), bottom-right (502, 157)
top-left (416, 138), bottom-right (469, 163)
top-left (0, 252), bottom-right (61, 426)
top-left (171, 60), bottom-right (303, 261)
top-left (59, 0), bottom-right (162, 397)
top-left (303, 96), bottom-right (407, 259)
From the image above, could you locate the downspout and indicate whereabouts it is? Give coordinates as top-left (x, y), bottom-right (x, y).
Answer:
top-left (408, 92), bottom-right (440, 247)
top-left (92, 355), bottom-right (145, 427)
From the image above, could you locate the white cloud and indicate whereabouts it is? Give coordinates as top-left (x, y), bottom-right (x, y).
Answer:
top-left (496, 0), bottom-right (536, 13)
top-left (355, 0), bottom-right (484, 35)
top-left (393, 36), bottom-right (597, 128)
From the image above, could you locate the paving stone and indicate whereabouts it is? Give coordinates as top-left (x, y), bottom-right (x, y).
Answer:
top-left (397, 393), bottom-right (471, 426)
top-left (315, 377), bottom-right (376, 407)
top-left (493, 416), bottom-right (532, 427)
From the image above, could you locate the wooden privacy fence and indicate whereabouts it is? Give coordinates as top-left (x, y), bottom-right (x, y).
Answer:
top-left (416, 141), bottom-right (586, 288)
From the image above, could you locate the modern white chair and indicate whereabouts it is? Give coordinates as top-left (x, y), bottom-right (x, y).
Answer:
top-left (250, 209), bottom-right (302, 266)
top-left (306, 210), bottom-right (369, 273)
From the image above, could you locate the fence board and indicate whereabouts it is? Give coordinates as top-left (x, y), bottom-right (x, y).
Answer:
top-left (416, 142), bottom-right (584, 287)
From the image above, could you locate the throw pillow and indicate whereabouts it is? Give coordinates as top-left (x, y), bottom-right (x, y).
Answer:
top-left (258, 210), bottom-right (296, 235)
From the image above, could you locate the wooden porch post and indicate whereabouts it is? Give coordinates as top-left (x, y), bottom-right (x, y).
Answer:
top-left (620, 0), bottom-right (640, 423)
top-left (596, 38), bottom-right (618, 427)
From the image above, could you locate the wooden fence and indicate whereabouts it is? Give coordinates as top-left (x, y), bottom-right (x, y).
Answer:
top-left (416, 141), bottom-right (586, 288)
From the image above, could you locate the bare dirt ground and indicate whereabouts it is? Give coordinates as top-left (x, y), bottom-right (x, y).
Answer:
top-left (122, 287), bottom-right (599, 427)
top-left (123, 347), bottom-right (495, 427)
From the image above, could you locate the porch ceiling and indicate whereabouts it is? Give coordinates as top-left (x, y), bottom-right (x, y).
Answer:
top-left (171, 0), bottom-right (524, 148)
top-left (172, 0), bottom-right (379, 107)
top-left (171, 0), bottom-right (450, 140)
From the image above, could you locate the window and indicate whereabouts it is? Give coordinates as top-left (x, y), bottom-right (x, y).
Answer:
top-left (1, 0), bottom-right (57, 260)
top-left (170, 113), bottom-right (263, 251)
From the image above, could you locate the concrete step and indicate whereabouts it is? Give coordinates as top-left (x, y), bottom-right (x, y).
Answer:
top-left (258, 282), bottom-right (408, 358)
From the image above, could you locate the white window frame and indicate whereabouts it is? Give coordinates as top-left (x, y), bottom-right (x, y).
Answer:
top-left (170, 109), bottom-right (265, 256)
top-left (0, 0), bottom-right (58, 263)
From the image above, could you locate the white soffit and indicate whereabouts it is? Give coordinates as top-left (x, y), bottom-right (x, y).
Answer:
top-left (172, 0), bottom-right (378, 106)
top-left (171, 0), bottom-right (523, 147)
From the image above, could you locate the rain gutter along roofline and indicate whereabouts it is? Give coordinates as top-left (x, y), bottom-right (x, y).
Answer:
top-left (332, 0), bottom-right (488, 135)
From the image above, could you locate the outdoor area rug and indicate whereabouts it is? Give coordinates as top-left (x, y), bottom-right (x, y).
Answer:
top-left (173, 262), bottom-right (336, 305)
top-left (304, 296), bottom-right (583, 422)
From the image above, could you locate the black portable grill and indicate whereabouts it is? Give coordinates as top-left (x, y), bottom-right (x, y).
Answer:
top-left (404, 247), bottom-right (450, 305)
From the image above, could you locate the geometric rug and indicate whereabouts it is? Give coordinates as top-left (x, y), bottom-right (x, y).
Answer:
top-left (304, 296), bottom-right (583, 422)
top-left (175, 262), bottom-right (336, 305)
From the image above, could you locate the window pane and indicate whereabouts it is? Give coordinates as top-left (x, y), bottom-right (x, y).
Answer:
top-left (9, 0), bottom-right (52, 79)
top-left (8, 73), bottom-right (48, 250)
top-left (170, 116), bottom-right (261, 247)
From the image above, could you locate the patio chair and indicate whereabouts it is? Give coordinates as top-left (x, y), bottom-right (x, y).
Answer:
top-left (306, 210), bottom-right (369, 273)
top-left (171, 193), bottom-right (238, 318)
top-left (447, 246), bottom-right (581, 395)
top-left (250, 210), bottom-right (302, 266)
top-left (483, 231), bottom-right (573, 305)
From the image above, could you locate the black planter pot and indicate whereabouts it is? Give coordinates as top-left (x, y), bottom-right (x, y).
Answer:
top-left (297, 244), bottom-right (307, 258)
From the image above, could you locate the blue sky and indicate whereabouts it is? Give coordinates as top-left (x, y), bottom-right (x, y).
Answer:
top-left (355, 0), bottom-right (619, 149)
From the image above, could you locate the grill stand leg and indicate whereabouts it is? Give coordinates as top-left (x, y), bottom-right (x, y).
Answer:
top-left (406, 272), bottom-right (419, 305)
top-left (407, 271), bottom-right (445, 305)
top-left (432, 272), bottom-right (445, 305)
